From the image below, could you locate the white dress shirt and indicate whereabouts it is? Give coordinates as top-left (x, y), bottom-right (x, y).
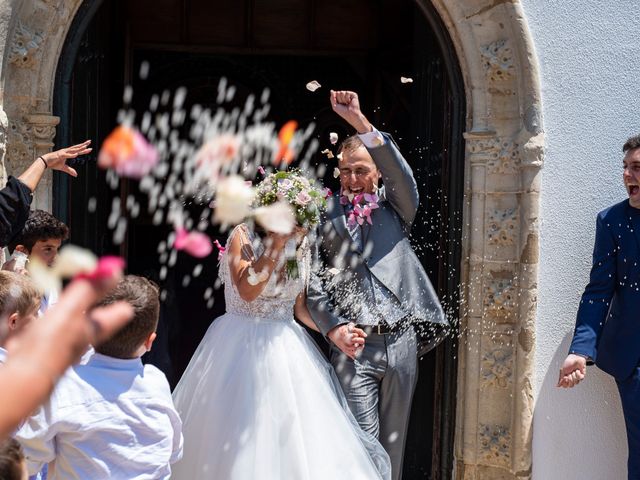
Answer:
top-left (16, 353), bottom-right (183, 480)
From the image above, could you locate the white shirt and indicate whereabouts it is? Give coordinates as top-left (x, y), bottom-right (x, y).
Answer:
top-left (16, 354), bottom-right (183, 480)
top-left (0, 346), bottom-right (6, 363)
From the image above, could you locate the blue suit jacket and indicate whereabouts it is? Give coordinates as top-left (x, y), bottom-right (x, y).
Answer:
top-left (570, 199), bottom-right (640, 380)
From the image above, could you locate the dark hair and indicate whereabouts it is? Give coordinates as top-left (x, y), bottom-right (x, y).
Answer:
top-left (337, 135), bottom-right (365, 157)
top-left (0, 438), bottom-right (25, 480)
top-left (623, 134), bottom-right (640, 153)
top-left (8, 209), bottom-right (69, 253)
top-left (94, 275), bottom-right (160, 359)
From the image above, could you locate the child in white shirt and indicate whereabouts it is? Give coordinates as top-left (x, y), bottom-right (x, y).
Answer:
top-left (15, 275), bottom-right (183, 479)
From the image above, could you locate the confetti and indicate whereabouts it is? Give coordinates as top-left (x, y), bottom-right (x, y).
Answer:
top-left (98, 125), bottom-right (158, 179)
top-left (306, 80), bottom-right (321, 92)
top-left (329, 132), bottom-right (339, 145)
top-left (275, 120), bottom-right (298, 165)
top-left (213, 175), bottom-right (255, 225)
top-left (321, 149), bottom-right (334, 159)
top-left (400, 77), bottom-right (413, 84)
top-left (333, 167), bottom-right (340, 178)
top-left (173, 227), bottom-right (213, 258)
top-left (254, 201), bottom-right (295, 235)
top-left (247, 267), bottom-right (269, 285)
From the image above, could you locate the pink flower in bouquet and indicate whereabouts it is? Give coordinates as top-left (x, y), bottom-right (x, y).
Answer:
top-left (295, 190), bottom-right (312, 206)
top-left (98, 125), bottom-right (158, 179)
top-left (323, 188), bottom-right (332, 199)
top-left (173, 227), bottom-right (213, 258)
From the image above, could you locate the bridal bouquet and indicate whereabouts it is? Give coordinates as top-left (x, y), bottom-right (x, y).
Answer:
top-left (254, 170), bottom-right (328, 277)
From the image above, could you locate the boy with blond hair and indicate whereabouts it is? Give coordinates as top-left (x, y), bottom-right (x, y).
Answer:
top-left (0, 271), bottom-right (41, 363)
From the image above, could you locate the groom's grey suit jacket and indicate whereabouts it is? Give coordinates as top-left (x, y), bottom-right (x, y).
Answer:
top-left (307, 133), bottom-right (447, 337)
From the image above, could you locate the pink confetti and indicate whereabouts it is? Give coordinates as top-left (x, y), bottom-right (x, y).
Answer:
top-left (213, 240), bottom-right (226, 260)
top-left (75, 256), bottom-right (126, 282)
top-left (174, 227), bottom-right (213, 258)
top-left (98, 126), bottom-right (159, 179)
top-left (258, 165), bottom-right (266, 175)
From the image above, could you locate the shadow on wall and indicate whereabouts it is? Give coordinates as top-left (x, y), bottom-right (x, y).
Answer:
top-left (533, 333), bottom-right (627, 480)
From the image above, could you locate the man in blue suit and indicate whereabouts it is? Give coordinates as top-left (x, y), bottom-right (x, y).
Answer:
top-left (559, 134), bottom-right (640, 479)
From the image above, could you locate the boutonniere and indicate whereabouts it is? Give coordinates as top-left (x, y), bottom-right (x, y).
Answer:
top-left (340, 192), bottom-right (380, 227)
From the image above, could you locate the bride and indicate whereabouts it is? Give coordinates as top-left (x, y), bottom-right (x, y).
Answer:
top-left (171, 171), bottom-right (391, 479)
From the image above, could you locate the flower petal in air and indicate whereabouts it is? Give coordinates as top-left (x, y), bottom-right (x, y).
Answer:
top-left (52, 245), bottom-right (98, 279)
top-left (174, 227), bottom-right (213, 258)
top-left (75, 256), bottom-right (126, 282)
top-left (321, 149), bottom-right (334, 159)
top-left (306, 80), bottom-right (322, 92)
top-left (254, 201), bottom-right (295, 235)
top-left (333, 167), bottom-right (340, 179)
top-left (400, 77), bottom-right (414, 83)
top-left (213, 240), bottom-right (226, 260)
top-left (98, 125), bottom-right (159, 179)
top-left (27, 257), bottom-right (61, 293)
top-left (329, 132), bottom-right (339, 145)
top-left (213, 175), bottom-right (255, 225)
top-left (274, 120), bottom-right (298, 165)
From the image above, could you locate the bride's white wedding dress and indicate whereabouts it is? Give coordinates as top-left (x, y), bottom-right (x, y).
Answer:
top-left (171, 224), bottom-right (391, 479)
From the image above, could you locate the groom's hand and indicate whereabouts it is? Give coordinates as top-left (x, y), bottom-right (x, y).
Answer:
top-left (328, 322), bottom-right (367, 359)
top-left (330, 90), bottom-right (372, 135)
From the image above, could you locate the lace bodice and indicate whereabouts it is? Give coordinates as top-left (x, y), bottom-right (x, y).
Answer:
top-left (219, 224), bottom-right (310, 320)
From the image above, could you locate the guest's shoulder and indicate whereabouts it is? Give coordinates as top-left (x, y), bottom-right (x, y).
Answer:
top-left (598, 199), bottom-right (629, 221)
top-left (142, 364), bottom-right (172, 393)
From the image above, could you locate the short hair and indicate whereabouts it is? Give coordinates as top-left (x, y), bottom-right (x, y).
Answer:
top-left (0, 438), bottom-right (25, 480)
top-left (94, 275), bottom-right (160, 359)
top-left (338, 135), bottom-right (366, 157)
top-left (0, 271), bottom-right (42, 318)
top-left (623, 134), bottom-right (640, 153)
top-left (8, 209), bottom-right (69, 253)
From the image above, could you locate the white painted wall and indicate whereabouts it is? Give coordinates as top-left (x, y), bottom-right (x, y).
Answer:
top-left (522, 1), bottom-right (640, 479)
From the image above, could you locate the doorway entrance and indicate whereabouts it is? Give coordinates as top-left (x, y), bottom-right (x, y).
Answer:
top-left (53, 1), bottom-right (464, 477)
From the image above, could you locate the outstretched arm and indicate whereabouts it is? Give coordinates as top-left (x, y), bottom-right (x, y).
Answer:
top-left (558, 213), bottom-right (617, 389)
top-left (17, 140), bottom-right (91, 192)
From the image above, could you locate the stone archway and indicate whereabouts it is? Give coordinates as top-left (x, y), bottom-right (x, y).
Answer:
top-left (426, 2), bottom-right (543, 479)
top-left (0, 1), bottom-right (543, 479)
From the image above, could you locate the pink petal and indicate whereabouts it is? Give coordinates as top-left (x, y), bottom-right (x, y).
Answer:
top-left (258, 165), bottom-right (266, 175)
top-left (213, 240), bottom-right (226, 260)
top-left (174, 228), bottom-right (213, 258)
top-left (75, 256), bottom-right (126, 281)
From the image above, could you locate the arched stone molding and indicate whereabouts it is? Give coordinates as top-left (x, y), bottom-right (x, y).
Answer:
top-left (0, 0), bottom-right (84, 211)
top-left (426, 1), bottom-right (543, 479)
top-left (0, 1), bottom-right (544, 478)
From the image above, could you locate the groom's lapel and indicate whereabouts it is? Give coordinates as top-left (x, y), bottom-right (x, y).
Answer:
top-left (327, 195), bottom-right (350, 241)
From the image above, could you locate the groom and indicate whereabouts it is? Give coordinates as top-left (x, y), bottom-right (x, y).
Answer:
top-left (307, 90), bottom-right (448, 479)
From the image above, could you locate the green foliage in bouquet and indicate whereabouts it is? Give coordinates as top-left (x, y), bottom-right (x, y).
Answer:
top-left (254, 170), bottom-right (329, 278)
